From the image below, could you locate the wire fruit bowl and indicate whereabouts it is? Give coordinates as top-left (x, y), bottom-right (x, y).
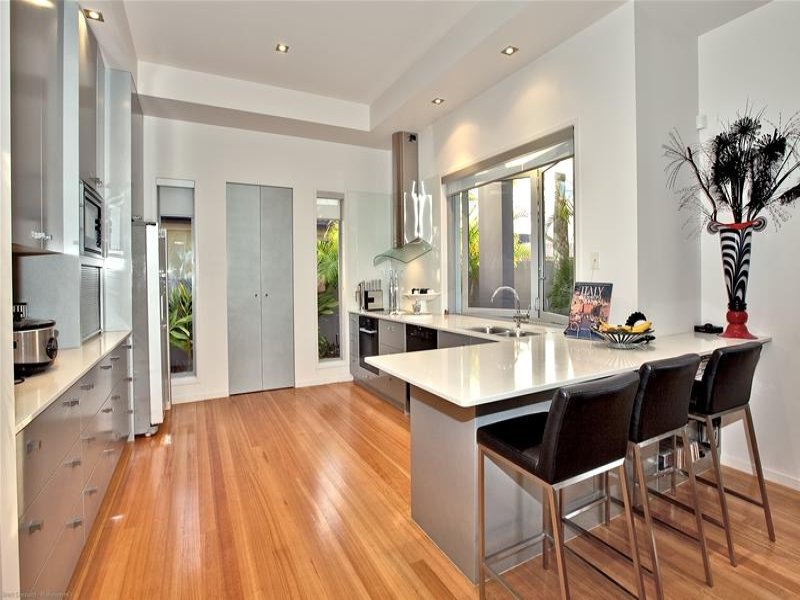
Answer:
top-left (591, 327), bottom-right (656, 349)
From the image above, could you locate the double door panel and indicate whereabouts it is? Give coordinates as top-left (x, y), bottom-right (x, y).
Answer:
top-left (227, 184), bottom-right (294, 394)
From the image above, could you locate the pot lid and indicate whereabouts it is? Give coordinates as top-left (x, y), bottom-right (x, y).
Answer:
top-left (13, 318), bottom-right (56, 332)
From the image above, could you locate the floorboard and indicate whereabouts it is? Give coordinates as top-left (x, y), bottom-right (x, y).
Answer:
top-left (69, 382), bottom-right (799, 599)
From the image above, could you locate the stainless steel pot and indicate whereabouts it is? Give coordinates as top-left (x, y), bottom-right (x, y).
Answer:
top-left (13, 319), bottom-right (58, 376)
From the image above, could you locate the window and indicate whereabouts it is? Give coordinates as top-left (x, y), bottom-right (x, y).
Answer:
top-left (158, 184), bottom-right (196, 375)
top-left (316, 194), bottom-right (343, 361)
top-left (447, 130), bottom-right (575, 322)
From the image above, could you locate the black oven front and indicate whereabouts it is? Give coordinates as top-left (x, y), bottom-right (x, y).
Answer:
top-left (358, 316), bottom-right (380, 374)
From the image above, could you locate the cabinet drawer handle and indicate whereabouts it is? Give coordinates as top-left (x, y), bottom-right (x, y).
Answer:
top-left (103, 448), bottom-right (116, 455)
top-left (127, 409), bottom-right (134, 415)
top-left (81, 384), bottom-right (95, 391)
top-left (109, 356), bottom-right (121, 361)
top-left (64, 458), bottom-right (82, 468)
top-left (82, 435), bottom-right (96, 443)
top-left (84, 486), bottom-right (98, 496)
top-left (122, 344), bottom-right (132, 349)
top-left (24, 520), bottom-right (43, 534)
top-left (66, 517), bottom-right (83, 529)
top-left (62, 398), bottom-right (80, 407)
top-left (25, 440), bottom-right (42, 454)
top-left (100, 365), bottom-right (113, 370)
top-left (101, 407), bottom-right (113, 413)
top-left (111, 395), bottom-right (121, 400)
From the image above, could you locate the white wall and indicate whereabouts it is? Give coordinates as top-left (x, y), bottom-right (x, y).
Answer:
top-left (419, 3), bottom-right (640, 323)
top-left (699, 1), bottom-right (800, 489)
top-left (634, 2), bottom-right (701, 335)
top-left (143, 117), bottom-right (391, 402)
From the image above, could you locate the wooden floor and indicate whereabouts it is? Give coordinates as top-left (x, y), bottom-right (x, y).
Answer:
top-left (69, 382), bottom-right (800, 599)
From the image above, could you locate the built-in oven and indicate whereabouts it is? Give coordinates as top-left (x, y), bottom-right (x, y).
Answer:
top-left (80, 180), bottom-right (103, 256)
top-left (358, 316), bottom-right (380, 374)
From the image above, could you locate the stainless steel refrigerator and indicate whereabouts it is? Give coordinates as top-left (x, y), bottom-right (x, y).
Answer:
top-left (131, 219), bottom-right (171, 435)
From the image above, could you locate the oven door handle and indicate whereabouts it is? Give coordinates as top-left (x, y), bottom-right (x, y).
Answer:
top-left (359, 328), bottom-right (378, 335)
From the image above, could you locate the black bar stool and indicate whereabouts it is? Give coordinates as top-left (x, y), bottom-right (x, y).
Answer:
top-left (477, 372), bottom-right (645, 600)
top-left (687, 341), bottom-right (774, 566)
top-left (625, 354), bottom-right (713, 599)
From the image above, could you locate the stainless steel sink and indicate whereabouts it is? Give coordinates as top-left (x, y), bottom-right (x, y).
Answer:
top-left (467, 326), bottom-right (538, 338)
top-left (467, 325), bottom-right (512, 335)
top-left (497, 329), bottom-right (536, 338)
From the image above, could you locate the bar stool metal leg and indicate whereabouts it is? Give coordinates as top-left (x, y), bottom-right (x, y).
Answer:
top-left (478, 446), bottom-right (487, 600)
top-left (632, 444), bottom-right (663, 600)
top-left (670, 435), bottom-right (678, 495)
top-left (705, 416), bottom-right (737, 566)
top-left (744, 405), bottom-right (776, 542)
top-left (547, 485), bottom-right (570, 600)
top-left (603, 472), bottom-right (611, 525)
top-left (542, 490), bottom-right (550, 570)
top-left (559, 488), bottom-right (566, 546)
top-left (681, 426), bottom-right (714, 587)
top-left (618, 465), bottom-right (647, 600)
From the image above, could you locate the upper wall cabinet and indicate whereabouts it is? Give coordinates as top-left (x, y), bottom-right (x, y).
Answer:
top-left (10, 0), bottom-right (63, 252)
top-left (78, 12), bottom-right (103, 190)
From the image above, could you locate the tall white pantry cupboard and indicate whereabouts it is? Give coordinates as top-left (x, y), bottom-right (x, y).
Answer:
top-left (226, 183), bottom-right (295, 394)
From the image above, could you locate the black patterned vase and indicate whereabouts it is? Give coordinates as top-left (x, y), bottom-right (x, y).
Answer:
top-left (707, 217), bottom-right (766, 339)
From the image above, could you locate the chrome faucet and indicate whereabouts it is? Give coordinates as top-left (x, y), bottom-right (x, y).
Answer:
top-left (490, 286), bottom-right (530, 329)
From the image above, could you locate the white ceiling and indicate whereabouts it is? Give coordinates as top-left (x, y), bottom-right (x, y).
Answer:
top-left (109, 0), bottom-right (767, 148)
top-left (124, 0), bottom-right (479, 103)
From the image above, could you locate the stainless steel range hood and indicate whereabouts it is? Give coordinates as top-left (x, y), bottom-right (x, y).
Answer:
top-left (373, 132), bottom-right (432, 266)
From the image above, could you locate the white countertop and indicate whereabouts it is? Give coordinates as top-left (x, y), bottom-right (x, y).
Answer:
top-left (365, 317), bottom-right (770, 407)
top-left (15, 330), bottom-right (131, 433)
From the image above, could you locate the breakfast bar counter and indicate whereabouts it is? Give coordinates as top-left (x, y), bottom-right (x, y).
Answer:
top-left (366, 328), bottom-right (769, 582)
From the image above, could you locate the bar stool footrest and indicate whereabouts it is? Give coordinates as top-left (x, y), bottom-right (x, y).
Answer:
top-left (562, 515), bottom-right (655, 578)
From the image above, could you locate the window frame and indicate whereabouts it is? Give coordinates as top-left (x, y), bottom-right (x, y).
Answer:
top-left (446, 134), bottom-right (575, 325)
top-left (315, 192), bottom-right (345, 367)
top-left (157, 179), bottom-right (198, 379)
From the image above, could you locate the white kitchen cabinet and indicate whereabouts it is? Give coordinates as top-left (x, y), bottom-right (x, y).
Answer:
top-left (16, 336), bottom-right (131, 596)
top-left (78, 10), bottom-right (103, 189)
top-left (10, 0), bottom-right (64, 252)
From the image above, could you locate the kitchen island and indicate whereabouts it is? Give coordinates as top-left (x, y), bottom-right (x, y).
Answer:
top-left (366, 326), bottom-right (769, 582)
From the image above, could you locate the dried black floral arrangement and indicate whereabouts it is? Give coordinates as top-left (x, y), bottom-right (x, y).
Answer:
top-left (664, 107), bottom-right (800, 227)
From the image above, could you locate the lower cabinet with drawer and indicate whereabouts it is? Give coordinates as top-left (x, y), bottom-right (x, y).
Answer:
top-left (16, 336), bottom-right (131, 595)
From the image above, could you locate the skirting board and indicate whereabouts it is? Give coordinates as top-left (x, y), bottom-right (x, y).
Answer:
top-left (722, 454), bottom-right (800, 491)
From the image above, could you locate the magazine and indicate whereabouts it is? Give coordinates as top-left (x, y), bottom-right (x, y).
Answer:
top-left (564, 282), bottom-right (613, 340)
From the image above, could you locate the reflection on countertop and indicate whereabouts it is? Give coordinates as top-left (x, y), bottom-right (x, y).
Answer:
top-left (15, 330), bottom-right (131, 433)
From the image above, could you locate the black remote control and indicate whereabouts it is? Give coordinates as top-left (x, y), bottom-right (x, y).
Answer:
top-left (694, 323), bottom-right (723, 334)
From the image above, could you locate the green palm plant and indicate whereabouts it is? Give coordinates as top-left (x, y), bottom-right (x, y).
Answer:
top-left (546, 172), bottom-right (574, 314)
top-left (168, 281), bottom-right (193, 354)
top-left (317, 221), bottom-right (340, 359)
top-left (317, 221), bottom-right (339, 291)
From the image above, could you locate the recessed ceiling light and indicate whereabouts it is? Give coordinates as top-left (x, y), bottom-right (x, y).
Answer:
top-left (275, 43), bottom-right (290, 54)
top-left (82, 8), bottom-right (104, 22)
top-left (432, 97), bottom-right (445, 105)
top-left (501, 45), bottom-right (519, 56)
